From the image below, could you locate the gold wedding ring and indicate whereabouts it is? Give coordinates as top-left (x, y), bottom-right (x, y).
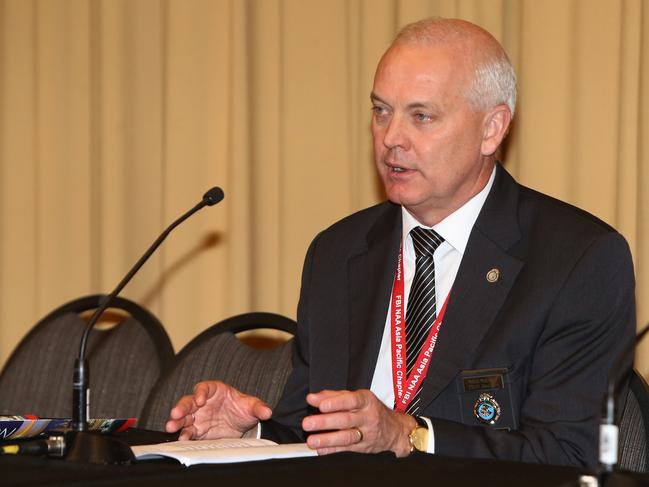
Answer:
top-left (352, 427), bottom-right (363, 444)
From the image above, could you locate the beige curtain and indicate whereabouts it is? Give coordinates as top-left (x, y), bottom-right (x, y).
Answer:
top-left (1, 0), bottom-right (648, 376)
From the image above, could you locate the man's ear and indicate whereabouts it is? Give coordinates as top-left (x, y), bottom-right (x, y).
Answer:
top-left (481, 105), bottom-right (512, 156)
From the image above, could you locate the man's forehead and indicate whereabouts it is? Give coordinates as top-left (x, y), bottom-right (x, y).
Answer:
top-left (379, 40), bottom-right (470, 65)
top-left (372, 43), bottom-right (469, 101)
top-left (377, 41), bottom-right (470, 78)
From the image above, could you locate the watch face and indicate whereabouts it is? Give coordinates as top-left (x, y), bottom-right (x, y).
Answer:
top-left (412, 426), bottom-right (428, 451)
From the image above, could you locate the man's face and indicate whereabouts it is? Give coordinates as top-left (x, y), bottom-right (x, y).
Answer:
top-left (371, 41), bottom-right (493, 225)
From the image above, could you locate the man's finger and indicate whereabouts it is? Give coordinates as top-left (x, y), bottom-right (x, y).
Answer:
top-left (165, 407), bottom-right (195, 433)
top-left (302, 411), bottom-right (356, 432)
top-left (178, 424), bottom-right (197, 441)
top-left (164, 418), bottom-right (182, 433)
top-left (307, 390), bottom-right (366, 413)
top-left (306, 390), bottom-right (346, 405)
top-left (192, 381), bottom-right (219, 407)
top-left (251, 400), bottom-right (272, 421)
top-left (168, 395), bottom-right (195, 419)
top-left (306, 427), bottom-right (362, 450)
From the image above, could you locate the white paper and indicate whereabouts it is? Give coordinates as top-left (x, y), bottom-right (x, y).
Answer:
top-left (132, 438), bottom-right (317, 466)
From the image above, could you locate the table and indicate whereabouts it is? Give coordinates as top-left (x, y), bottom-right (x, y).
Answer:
top-left (1, 429), bottom-right (648, 487)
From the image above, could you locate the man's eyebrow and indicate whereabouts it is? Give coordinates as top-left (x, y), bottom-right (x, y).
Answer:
top-left (370, 92), bottom-right (437, 111)
top-left (370, 92), bottom-right (387, 104)
top-left (406, 101), bottom-right (436, 110)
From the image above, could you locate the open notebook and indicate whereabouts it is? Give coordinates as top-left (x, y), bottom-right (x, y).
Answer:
top-left (132, 438), bottom-right (317, 465)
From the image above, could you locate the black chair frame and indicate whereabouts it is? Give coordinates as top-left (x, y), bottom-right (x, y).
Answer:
top-left (176, 311), bottom-right (297, 353)
top-left (0, 294), bottom-right (174, 379)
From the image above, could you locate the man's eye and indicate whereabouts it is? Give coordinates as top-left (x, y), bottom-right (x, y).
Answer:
top-left (414, 112), bottom-right (433, 122)
top-left (372, 106), bottom-right (388, 116)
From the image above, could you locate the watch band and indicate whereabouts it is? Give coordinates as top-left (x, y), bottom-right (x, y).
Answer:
top-left (414, 415), bottom-right (427, 428)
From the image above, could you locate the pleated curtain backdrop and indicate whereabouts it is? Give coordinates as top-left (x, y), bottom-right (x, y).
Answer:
top-left (0, 0), bottom-right (648, 377)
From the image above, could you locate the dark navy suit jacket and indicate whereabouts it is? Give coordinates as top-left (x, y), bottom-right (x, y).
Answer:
top-left (262, 164), bottom-right (636, 467)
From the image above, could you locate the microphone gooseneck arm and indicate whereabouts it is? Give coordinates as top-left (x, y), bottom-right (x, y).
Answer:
top-left (72, 186), bottom-right (224, 432)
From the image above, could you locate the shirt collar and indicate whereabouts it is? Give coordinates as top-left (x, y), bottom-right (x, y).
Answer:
top-left (401, 165), bottom-right (496, 255)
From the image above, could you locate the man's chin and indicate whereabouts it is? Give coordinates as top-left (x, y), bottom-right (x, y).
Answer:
top-left (384, 190), bottom-right (421, 208)
top-left (384, 192), bottom-right (440, 222)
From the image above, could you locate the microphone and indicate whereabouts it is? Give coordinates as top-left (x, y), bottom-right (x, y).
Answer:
top-left (66, 186), bottom-right (224, 464)
top-left (203, 186), bottom-right (225, 206)
top-left (599, 322), bottom-right (649, 473)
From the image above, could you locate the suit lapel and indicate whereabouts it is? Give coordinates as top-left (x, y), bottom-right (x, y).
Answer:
top-left (347, 203), bottom-right (401, 390)
top-left (417, 165), bottom-right (525, 409)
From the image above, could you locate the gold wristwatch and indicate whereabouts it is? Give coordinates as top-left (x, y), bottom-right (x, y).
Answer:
top-left (408, 415), bottom-right (429, 453)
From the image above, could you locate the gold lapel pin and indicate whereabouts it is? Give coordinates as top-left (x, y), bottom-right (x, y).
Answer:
top-left (486, 268), bottom-right (500, 283)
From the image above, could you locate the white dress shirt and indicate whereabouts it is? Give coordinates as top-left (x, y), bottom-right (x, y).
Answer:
top-left (370, 166), bottom-right (496, 453)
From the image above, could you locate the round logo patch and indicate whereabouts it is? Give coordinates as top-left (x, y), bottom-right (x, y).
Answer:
top-left (473, 392), bottom-right (501, 424)
top-left (486, 268), bottom-right (500, 283)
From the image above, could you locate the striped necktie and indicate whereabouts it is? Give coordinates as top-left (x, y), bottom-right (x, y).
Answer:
top-left (404, 226), bottom-right (444, 414)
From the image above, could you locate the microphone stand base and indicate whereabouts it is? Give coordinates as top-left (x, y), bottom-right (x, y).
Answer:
top-left (62, 431), bottom-right (135, 465)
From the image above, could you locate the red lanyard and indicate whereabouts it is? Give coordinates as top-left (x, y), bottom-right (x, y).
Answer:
top-left (391, 244), bottom-right (451, 412)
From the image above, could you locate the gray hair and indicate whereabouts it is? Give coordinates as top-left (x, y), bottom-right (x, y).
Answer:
top-left (394, 18), bottom-right (517, 116)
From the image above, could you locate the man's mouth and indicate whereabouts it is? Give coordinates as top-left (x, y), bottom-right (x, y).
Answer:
top-left (386, 162), bottom-right (410, 173)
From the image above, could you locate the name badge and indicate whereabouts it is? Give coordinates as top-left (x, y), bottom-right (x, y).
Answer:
top-left (463, 374), bottom-right (504, 391)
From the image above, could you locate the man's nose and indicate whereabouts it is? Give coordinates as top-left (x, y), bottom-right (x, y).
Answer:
top-left (382, 115), bottom-right (409, 150)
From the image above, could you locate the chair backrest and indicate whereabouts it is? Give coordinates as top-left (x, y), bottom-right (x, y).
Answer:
top-left (0, 295), bottom-right (174, 420)
top-left (138, 312), bottom-right (297, 432)
top-left (618, 369), bottom-right (649, 472)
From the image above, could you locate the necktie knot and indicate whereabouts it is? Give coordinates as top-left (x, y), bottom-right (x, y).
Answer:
top-left (410, 227), bottom-right (444, 259)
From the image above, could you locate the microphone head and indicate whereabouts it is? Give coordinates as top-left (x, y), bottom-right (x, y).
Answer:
top-left (203, 187), bottom-right (225, 206)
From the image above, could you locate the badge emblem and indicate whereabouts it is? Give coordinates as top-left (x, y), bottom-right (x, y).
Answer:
top-left (486, 268), bottom-right (500, 283)
top-left (473, 392), bottom-right (501, 424)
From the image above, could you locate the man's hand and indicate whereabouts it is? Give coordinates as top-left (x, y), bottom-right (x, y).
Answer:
top-left (165, 380), bottom-right (272, 440)
top-left (302, 389), bottom-right (416, 457)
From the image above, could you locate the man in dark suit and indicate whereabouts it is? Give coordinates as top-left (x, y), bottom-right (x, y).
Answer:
top-left (166, 18), bottom-right (636, 467)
